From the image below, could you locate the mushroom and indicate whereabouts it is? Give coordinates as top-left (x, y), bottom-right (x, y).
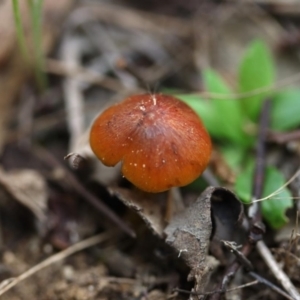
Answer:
top-left (90, 94), bottom-right (212, 193)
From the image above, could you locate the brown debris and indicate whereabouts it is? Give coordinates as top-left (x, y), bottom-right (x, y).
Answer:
top-left (0, 167), bottom-right (47, 222)
top-left (109, 187), bottom-right (168, 237)
top-left (165, 187), bottom-right (213, 296)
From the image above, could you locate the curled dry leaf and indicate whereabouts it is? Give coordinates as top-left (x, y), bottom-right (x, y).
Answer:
top-left (165, 187), bottom-right (243, 297)
top-left (211, 187), bottom-right (244, 241)
top-left (108, 187), bottom-right (167, 237)
top-left (209, 187), bottom-right (245, 265)
top-left (0, 168), bottom-right (48, 222)
top-left (164, 187), bottom-right (212, 282)
top-left (110, 185), bottom-right (243, 297)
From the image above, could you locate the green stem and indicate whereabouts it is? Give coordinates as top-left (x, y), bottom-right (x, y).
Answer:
top-left (12, 0), bottom-right (30, 63)
top-left (29, 0), bottom-right (47, 90)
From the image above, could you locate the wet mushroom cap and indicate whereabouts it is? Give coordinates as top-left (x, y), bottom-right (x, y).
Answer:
top-left (90, 94), bottom-right (212, 193)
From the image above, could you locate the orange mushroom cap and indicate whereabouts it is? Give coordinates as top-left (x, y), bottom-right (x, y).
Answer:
top-left (90, 94), bottom-right (212, 193)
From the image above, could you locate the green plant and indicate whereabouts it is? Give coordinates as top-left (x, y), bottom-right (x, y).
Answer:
top-left (12, 0), bottom-right (47, 89)
top-left (177, 39), bottom-right (300, 229)
top-left (12, 0), bottom-right (29, 63)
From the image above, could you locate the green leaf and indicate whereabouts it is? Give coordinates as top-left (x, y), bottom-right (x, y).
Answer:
top-left (261, 167), bottom-right (293, 229)
top-left (202, 69), bottom-right (248, 145)
top-left (220, 145), bottom-right (247, 173)
top-left (184, 176), bottom-right (208, 192)
top-left (238, 40), bottom-right (275, 120)
top-left (177, 94), bottom-right (220, 137)
top-left (204, 68), bottom-right (232, 95)
top-left (271, 89), bottom-right (300, 130)
top-left (234, 159), bottom-right (254, 204)
top-left (235, 163), bottom-right (293, 228)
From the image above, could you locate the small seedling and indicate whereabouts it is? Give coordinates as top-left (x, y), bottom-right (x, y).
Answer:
top-left (178, 40), bottom-right (299, 229)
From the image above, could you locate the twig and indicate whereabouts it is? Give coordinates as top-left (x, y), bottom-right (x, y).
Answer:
top-left (64, 152), bottom-right (85, 169)
top-left (253, 168), bottom-right (300, 203)
top-left (222, 241), bottom-right (253, 271)
top-left (253, 100), bottom-right (271, 201)
top-left (82, 23), bottom-right (139, 90)
top-left (34, 146), bottom-right (136, 238)
top-left (268, 129), bottom-right (300, 144)
top-left (174, 280), bottom-right (259, 296)
top-left (202, 168), bottom-right (220, 187)
top-left (197, 71), bottom-right (300, 100)
top-left (226, 0), bottom-right (300, 16)
top-left (68, 3), bottom-right (192, 38)
top-left (249, 271), bottom-right (294, 300)
top-left (176, 273), bottom-right (292, 299)
top-left (46, 56), bottom-right (300, 102)
top-left (249, 99), bottom-right (271, 226)
top-left (60, 36), bottom-right (85, 152)
top-left (46, 58), bottom-right (140, 93)
top-left (208, 100), bottom-right (271, 300)
top-left (256, 241), bottom-right (300, 300)
top-left (0, 231), bottom-right (112, 297)
top-left (274, 248), bottom-right (300, 264)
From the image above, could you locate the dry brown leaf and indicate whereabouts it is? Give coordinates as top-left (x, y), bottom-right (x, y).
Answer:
top-left (108, 187), bottom-right (167, 237)
top-left (211, 187), bottom-right (244, 241)
top-left (110, 184), bottom-right (243, 298)
top-left (0, 168), bottom-right (47, 222)
top-left (165, 187), bottom-right (212, 281)
top-left (164, 187), bottom-right (242, 298)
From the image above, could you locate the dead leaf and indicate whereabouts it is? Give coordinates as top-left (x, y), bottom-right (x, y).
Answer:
top-left (0, 168), bottom-right (48, 222)
top-left (164, 187), bottom-right (235, 298)
top-left (211, 187), bottom-right (244, 241)
top-left (164, 187), bottom-right (212, 280)
top-left (108, 187), bottom-right (167, 237)
top-left (110, 186), bottom-right (242, 297)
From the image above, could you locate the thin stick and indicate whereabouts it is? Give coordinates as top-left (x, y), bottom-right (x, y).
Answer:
top-left (253, 168), bottom-right (300, 203)
top-left (174, 280), bottom-right (259, 296)
top-left (250, 99), bottom-right (271, 224)
top-left (209, 100), bottom-right (271, 300)
top-left (46, 58), bottom-right (300, 101)
top-left (34, 146), bottom-right (136, 238)
top-left (249, 272), bottom-right (294, 300)
top-left (60, 37), bottom-right (85, 152)
top-left (46, 58), bottom-right (135, 93)
top-left (198, 71), bottom-right (300, 100)
top-left (268, 129), bottom-right (300, 144)
top-left (274, 248), bottom-right (300, 264)
top-left (256, 241), bottom-right (300, 300)
top-left (0, 231), bottom-right (112, 297)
